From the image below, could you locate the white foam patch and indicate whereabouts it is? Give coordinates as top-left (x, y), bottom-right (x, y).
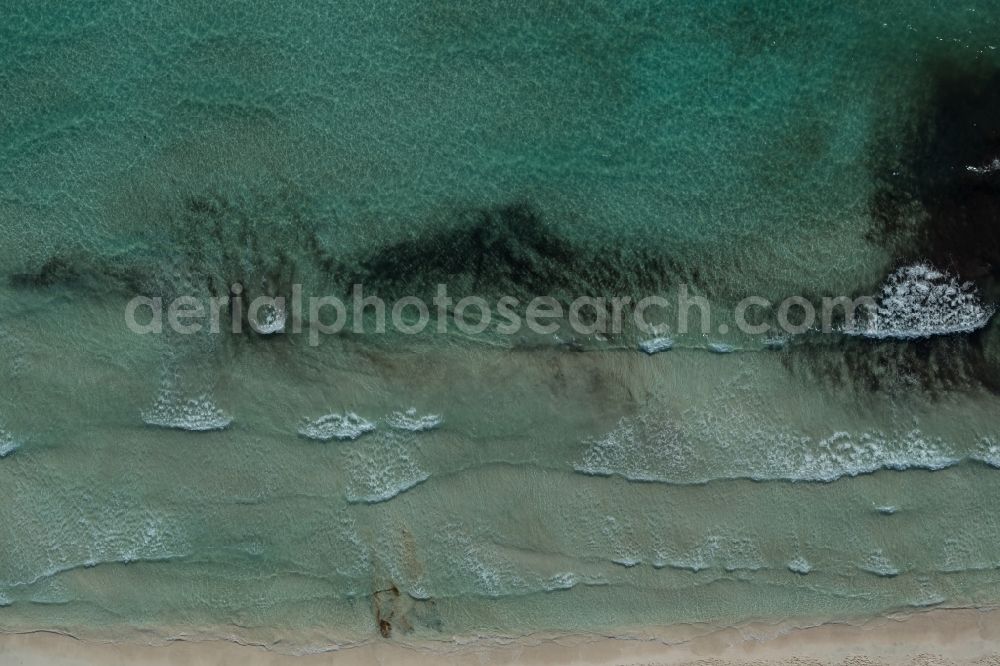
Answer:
top-left (788, 430), bottom-right (958, 481)
top-left (861, 549), bottom-right (900, 577)
top-left (108, 511), bottom-right (188, 566)
top-left (248, 300), bottom-right (286, 334)
top-left (0, 428), bottom-right (21, 458)
top-left (386, 408), bottom-right (443, 432)
top-left (787, 555), bottom-right (812, 574)
top-left (973, 438), bottom-right (1000, 468)
top-left (407, 585), bottom-right (431, 600)
top-left (599, 515), bottom-right (643, 569)
top-left (440, 526), bottom-right (526, 597)
top-left (3, 507), bottom-right (191, 590)
top-left (575, 413), bottom-right (960, 483)
top-left (966, 157), bottom-right (1000, 174)
top-left (544, 572), bottom-right (578, 591)
top-left (344, 432), bottom-right (429, 503)
top-left (763, 336), bottom-right (788, 350)
top-left (638, 336), bottom-right (674, 354)
top-left (575, 414), bottom-right (694, 482)
top-left (298, 412), bottom-right (376, 441)
top-left (141, 390), bottom-right (232, 431)
top-left (843, 263), bottom-right (995, 339)
top-left (940, 532), bottom-right (998, 572)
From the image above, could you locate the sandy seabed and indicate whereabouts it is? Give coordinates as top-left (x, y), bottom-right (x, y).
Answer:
top-left (2, 608), bottom-right (1000, 665)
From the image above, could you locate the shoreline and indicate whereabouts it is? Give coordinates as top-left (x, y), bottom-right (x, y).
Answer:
top-left (2, 607), bottom-right (999, 665)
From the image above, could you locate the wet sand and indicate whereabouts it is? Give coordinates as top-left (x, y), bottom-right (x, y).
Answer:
top-left (2, 607), bottom-right (999, 665)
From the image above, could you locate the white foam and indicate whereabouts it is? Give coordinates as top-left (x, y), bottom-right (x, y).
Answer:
top-left (842, 263), bottom-right (995, 339)
top-left (575, 415), bottom-right (694, 482)
top-left (770, 429), bottom-right (958, 482)
top-left (973, 438), bottom-right (1000, 468)
top-left (440, 526), bottom-right (526, 597)
top-left (638, 336), bottom-right (674, 354)
top-left (407, 585), bottom-right (431, 600)
top-left (346, 472), bottom-right (428, 503)
top-left (966, 157), bottom-right (1000, 174)
top-left (576, 413), bottom-right (960, 483)
top-left (0, 428), bottom-right (21, 458)
top-left (787, 556), bottom-right (812, 574)
top-left (763, 336), bottom-right (788, 350)
top-left (707, 342), bottom-right (735, 353)
top-left (862, 549), bottom-right (900, 577)
top-left (386, 408), bottom-right (443, 432)
top-left (4, 508), bottom-right (192, 592)
top-left (248, 300), bottom-right (286, 334)
top-left (544, 572), bottom-right (578, 591)
top-left (298, 412), bottom-right (376, 441)
top-left (141, 391), bottom-right (232, 431)
top-left (344, 432), bottom-right (429, 503)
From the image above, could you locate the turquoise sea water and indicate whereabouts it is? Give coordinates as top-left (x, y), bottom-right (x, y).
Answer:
top-left (1, 0), bottom-right (1000, 649)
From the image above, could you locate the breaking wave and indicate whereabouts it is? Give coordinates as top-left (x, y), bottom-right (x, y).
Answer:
top-left (141, 390), bottom-right (232, 431)
top-left (1, 508), bottom-right (191, 590)
top-left (344, 432), bottom-right (429, 503)
top-left (575, 413), bottom-right (966, 484)
top-left (861, 549), bottom-right (900, 577)
top-left (842, 263), bottom-right (995, 339)
top-left (0, 427), bottom-right (21, 458)
top-left (966, 157), bottom-right (1000, 174)
top-left (385, 408), bottom-right (443, 432)
top-left (972, 438), bottom-right (1000, 468)
top-left (638, 336), bottom-right (674, 355)
top-left (787, 556), bottom-right (812, 574)
top-left (298, 412), bottom-right (376, 441)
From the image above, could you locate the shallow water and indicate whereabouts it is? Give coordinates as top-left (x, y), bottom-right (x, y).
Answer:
top-left (1, 0), bottom-right (999, 648)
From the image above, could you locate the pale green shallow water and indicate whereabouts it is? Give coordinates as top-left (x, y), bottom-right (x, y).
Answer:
top-left (1, 0), bottom-right (1000, 650)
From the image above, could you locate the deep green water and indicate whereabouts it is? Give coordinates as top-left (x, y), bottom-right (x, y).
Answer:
top-left (1, 0), bottom-right (1000, 650)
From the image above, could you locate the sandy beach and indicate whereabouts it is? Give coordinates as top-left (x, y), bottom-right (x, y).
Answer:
top-left (2, 608), bottom-right (999, 665)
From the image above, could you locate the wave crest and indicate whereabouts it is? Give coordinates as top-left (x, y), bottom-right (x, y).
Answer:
top-left (385, 408), bottom-right (443, 432)
top-left (141, 391), bottom-right (232, 431)
top-left (344, 432), bottom-right (429, 503)
top-left (575, 414), bottom-right (961, 484)
top-left (843, 263), bottom-right (995, 339)
top-left (0, 427), bottom-right (21, 458)
top-left (298, 412), bottom-right (376, 441)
